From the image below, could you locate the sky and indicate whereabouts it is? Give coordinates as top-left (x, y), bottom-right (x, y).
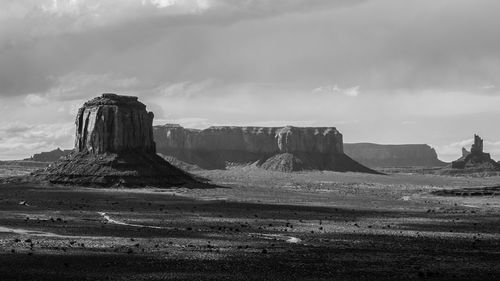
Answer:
top-left (1, 0), bottom-right (500, 161)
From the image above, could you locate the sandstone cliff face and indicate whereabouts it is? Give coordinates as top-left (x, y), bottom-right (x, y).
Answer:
top-left (155, 125), bottom-right (343, 154)
top-left (75, 94), bottom-right (156, 154)
top-left (154, 124), bottom-right (376, 173)
top-left (33, 94), bottom-right (195, 187)
top-left (343, 143), bottom-right (446, 168)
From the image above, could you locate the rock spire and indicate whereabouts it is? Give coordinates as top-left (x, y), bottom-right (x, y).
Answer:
top-left (451, 134), bottom-right (500, 171)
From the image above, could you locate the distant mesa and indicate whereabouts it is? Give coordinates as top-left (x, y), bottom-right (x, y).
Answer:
top-left (32, 93), bottom-right (196, 187)
top-left (343, 143), bottom-right (446, 168)
top-left (450, 134), bottom-right (500, 171)
top-left (153, 124), bottom-right (380, 174)
top-left (26, 148), bottom-right (72, 162)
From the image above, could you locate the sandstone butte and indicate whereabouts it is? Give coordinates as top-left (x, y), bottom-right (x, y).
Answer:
top-left (32, 94), bottom-right (197, 187)
top-left (153, 124), bottom-right (380, 173)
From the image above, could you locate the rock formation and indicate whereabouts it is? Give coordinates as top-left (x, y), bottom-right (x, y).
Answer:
top-left (461, 147), bottom-right (471, 158)
top-left (33, 94), bottom-right (196, 187)
top-left (450, 134), bottom-right (500, 171)
top-left (27, 148), bottom-right (72, 162)
top-left (343, 143), bottom-right (446, 168)
top-left (153, 124), bottom-right (379, 173)
top-left (75, 94), bottom-right (156, 154)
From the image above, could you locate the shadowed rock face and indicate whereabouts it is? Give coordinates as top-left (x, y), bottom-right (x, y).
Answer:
top-left (343, 143), bottom-right (446, 168)
top-left (32, 94), bottom-right (196, 187)
top-left (155, 125), bottom-right (343, 154)
top-left (154, 124), bottom-right (378, 173)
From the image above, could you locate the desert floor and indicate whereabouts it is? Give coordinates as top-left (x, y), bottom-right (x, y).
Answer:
top-left (0, 167), bottom-right (499, 280)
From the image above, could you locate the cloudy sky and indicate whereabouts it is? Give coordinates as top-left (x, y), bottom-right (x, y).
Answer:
top-left (1, 0), bottom-right (500, 161)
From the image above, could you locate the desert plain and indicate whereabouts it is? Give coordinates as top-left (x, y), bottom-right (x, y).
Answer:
top-left (0, 165), bottom-right (498, 281)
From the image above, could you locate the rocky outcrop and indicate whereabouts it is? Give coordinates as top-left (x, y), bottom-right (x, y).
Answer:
top-left (27, 148), bottom-right (72, 162)
top-left (32, 94), bottom-right (196, 187)
top-left (343, 143), bottom-right (446, 168)
top-left (451, 134), bottom-right (500, 171)
top-left (153, 124), bottom-right (378, 173)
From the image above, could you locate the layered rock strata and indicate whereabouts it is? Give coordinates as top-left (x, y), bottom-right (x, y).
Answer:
top-left (154, 124), bottom-right (378, 173)
top-left (33, 94), bottom-right (195, 187)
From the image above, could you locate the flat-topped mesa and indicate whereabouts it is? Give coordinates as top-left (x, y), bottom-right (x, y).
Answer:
top-left (155, 125), bottom-right (343, 154)
top-left (32, 94), bottom-right (196, 187)
top-left (343, 143), bottom-right (446, 168)
top-left (154, 124), bottom-right (378, 173)
top-left (75, 93), bottom-right (155, 154)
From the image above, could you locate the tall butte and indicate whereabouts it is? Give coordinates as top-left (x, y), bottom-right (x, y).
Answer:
top-left (34, 93), bottom-right (196, 187)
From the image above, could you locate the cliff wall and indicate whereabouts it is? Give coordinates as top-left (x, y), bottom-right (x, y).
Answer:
top-left (154, 124), bottom-right (376, 173)
top-left (155, 125), bottom-right (343, 153)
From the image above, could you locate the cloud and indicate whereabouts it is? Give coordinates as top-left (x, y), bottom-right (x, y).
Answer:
top-left (156, 79), bottom-right (217, 98)
top-left (3, 0), bottom-right (500, 97)
top-left (313, 85), bottom-right (360, 97)
top-left (0, 122), bottom-right (73, 159)
top-left (28, 72), bottom-right (140, 102)
top-left (146, 0), bottom-right (211, 11)
top-left (481, 84), bottom-right (495, 90)
top-left (436, 138), bottom-right (474, 156)
top-left (0, 0), bottom-right (361, 37)
top-left (154, 117), bottom-right (212, 129)
top-left (1, 0), bottom-right (500, 161)
top-left (24, 94), bottom-right (49, 107)
top-left (154, 116), bottom-right (325, 129)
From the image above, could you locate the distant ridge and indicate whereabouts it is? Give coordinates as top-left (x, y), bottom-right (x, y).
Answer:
top-left (343, 143), bottom-right (447, 168)
top-left (26, 148), bottom-right (73, 162)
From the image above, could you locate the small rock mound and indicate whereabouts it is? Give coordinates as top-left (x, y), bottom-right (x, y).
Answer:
top-left (32, 93), bottom-right (197, 187)
top-left (259, 153), bottom-right (307, 172)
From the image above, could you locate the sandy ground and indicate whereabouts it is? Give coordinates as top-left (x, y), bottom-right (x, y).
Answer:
top-left (0, 167), bottom-right (499, 280)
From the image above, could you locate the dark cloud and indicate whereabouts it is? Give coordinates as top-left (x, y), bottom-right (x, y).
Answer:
top-left (2, 0), bottom-right (500, 97)
top-left (0, 0), bottom-right (368, 97)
